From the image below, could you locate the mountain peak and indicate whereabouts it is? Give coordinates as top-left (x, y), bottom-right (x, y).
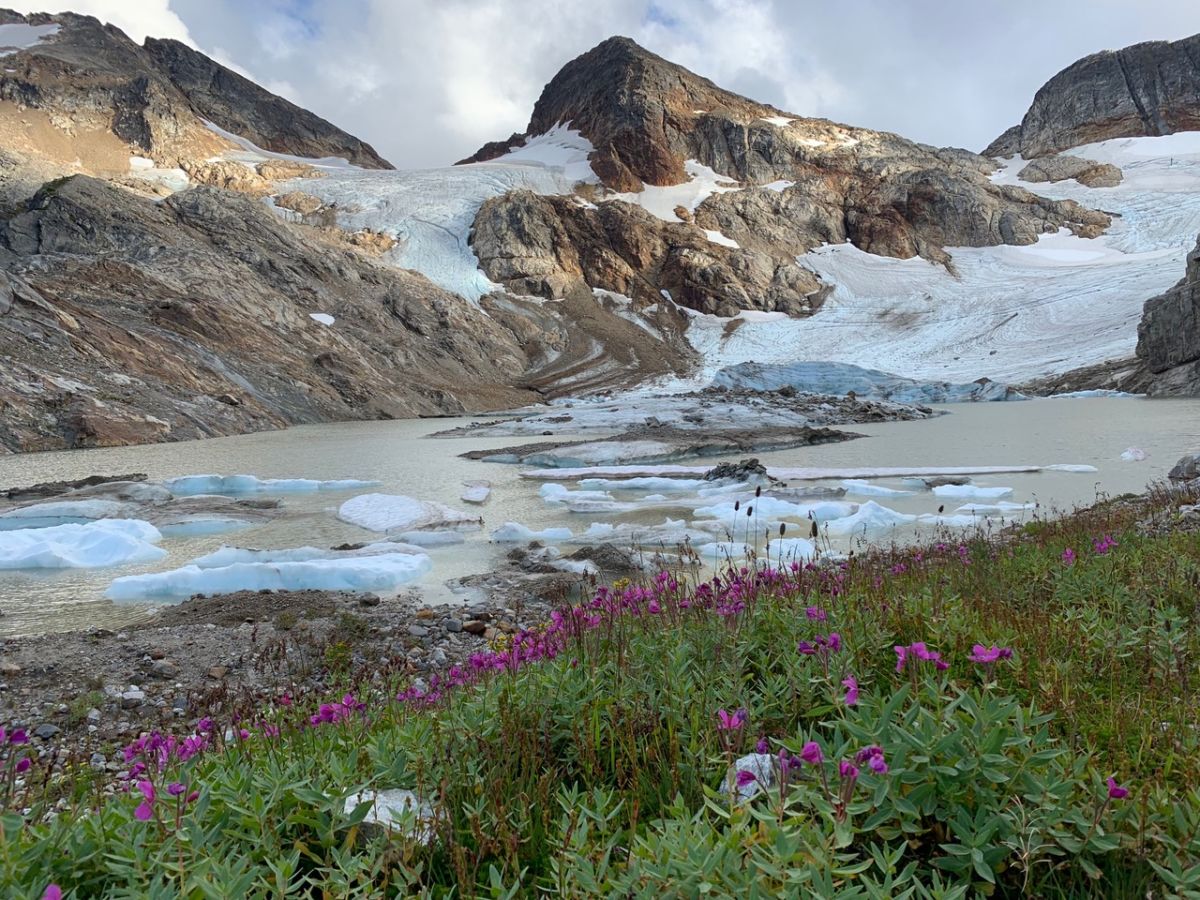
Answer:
top-left (461, 34), bottom-right (779, 189)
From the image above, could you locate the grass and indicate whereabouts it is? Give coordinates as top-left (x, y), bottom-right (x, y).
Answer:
top-left (3, 482), bottom-right (1200, 897)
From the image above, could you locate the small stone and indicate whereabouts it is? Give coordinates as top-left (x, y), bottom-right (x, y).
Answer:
top-left (407, 625), bottom-right (429, 638)
top-left (415, 608), bottom-right (435, 620)
top-left (34, 723), bottom-right (61, 739)
top-left (116, 632), bottom-right (129, 641)
top-left (120, 689), bottom-right (145, 709)
top-left (208, 666), bottom-right (228, 680)
top-left (90, 752), bottom-right (106, 769)
top-left (463, 620), bottom-right (487, 635)
top-left (150, 660), bottom-right (178, 678)
top-left (148, 648), bottom-right (166, 660)
top-left (0, 662), bottom-right (20, 677)
top-left (358, 594), bottom-right (381, 607)
top-left (484, 627), bottom-right (498, 641)
top-left (86, 708), bottom-right (101, 724)
top-left (173, 696), bottom-right (188, 712)
top-left (430, 648), bottom-right (447, 665)
top-left (444, 619), bottom-right (463, 633)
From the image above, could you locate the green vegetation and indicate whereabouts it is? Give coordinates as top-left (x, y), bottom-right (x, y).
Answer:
top-left (3, 484), bottom-right (1200, 897)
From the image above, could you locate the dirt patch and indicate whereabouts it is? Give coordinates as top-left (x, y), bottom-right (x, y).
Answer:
top-left (149, 590), bottom-right (337, 628)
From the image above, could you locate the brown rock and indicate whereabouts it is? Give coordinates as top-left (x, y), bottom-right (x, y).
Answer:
top-left (207, 665), bottom-right (228, 680)
top-left (462, 620), bottom-right (487, 635)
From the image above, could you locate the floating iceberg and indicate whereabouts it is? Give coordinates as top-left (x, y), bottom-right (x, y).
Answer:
top-left (0, 498), bottom-right (135, 530)
top-left (106, 551), bottom-right (431, 600)
top-left (338, 494), bottom-right (482, 533)
top-left (955, 501), bottom-right (1035, 513)
top-left (823, 501), bottom-right (917, 535)
top-left (392, 530), bottom-right (466, 547)
top-left (695, 497), bottom-right (857, 523)
top-left (539, 483), bottom-right (614, 504)
top-left (840, 480), bottom-right (915, 498)
top-left (189, 542), bottom-right (425, 569)
top-left (766, 538), bottom-right (818, 563)
top-left (1120, 447), bottom-right (1148, 462)
top-left (931, 484), bottom-right (1014, 500)
top-left (460, 481), bottom-right (491, 504)
top-left (166, 475), bottom-right (380, 496)
top-left (0, 520), bottom-right (165, 569)
top-left (490, 522), bottom-right (573, 543)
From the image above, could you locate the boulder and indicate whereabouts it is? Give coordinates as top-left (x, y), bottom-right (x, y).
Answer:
top-left (1169, 453), bottom-right (1200, 482)
top-left (1017, 156), bottom-right (1123, 188)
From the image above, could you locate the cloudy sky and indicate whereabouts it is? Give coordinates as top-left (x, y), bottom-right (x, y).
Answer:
top-left (7, 0), bottom-right (1199, 168)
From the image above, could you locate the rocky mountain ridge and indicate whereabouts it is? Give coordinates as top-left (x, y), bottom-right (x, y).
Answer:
top-left (985, 32), bottom-right (1200, 158)
top-left (1135, 234), bottom-right (1200, 395)
top-left (461, 37), bottom-right (1109, 315)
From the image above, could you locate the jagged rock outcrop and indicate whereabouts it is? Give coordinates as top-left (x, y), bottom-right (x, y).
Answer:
top-left (0, 175), bottom-right (539, 452)
top-left (985, 33), bottom-right (1200, 158)
top-left (1016, 155), bottom-right (1123, 188)
top-left (471, 190), bottom-right (824, 316)
top-left (1135, 234), bottom-right (1200, 396)
top-left (464, 36), bottom-right (1110, 313)
top-left (0, 9), bottom-right (389, 174)
top-left (143, 38), bottom-right (391, 169)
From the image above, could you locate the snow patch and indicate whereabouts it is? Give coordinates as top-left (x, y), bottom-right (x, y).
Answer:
top-left (608, 160), bottom-right (740, 222)
top-left (703, 229), bottom-right (740, 249)
top-left (309, 313), bottom-right (335, 326)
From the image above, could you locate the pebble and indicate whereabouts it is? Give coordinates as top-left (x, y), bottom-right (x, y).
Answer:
top-left (0, 662), bottom-right (20, 677)
top-left (407, 625), bottom-right (429, 638)
top-left (34, 723), bottom-right (61, 739)
top-left (208, 666), bottom-right (228, 680)
top-left (150, 660), bottom-right (179, 678)
top-left (463, 620), bottom-right (487, 635)
top-left (359, 594), bottom-right (381, 608)
top-left (149, 648), bottom-right (166, 660)
top-left (120, 689), bottom-right (145, 709)
top-left (86, 708), bottom-right (101, 724)
top-left (444, 619), bottom-right (463, 633)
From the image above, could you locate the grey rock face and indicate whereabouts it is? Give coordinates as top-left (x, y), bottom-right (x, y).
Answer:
top-left (1017, 156), bottom-right (1123, 188)
top-left (1169, 453), bottom-right (1200, 482)
top-left (143, 38), bottom-right (392, 169)
top-left (1135, 235), bottom-right (1200, 396)
top-left (985, 33), bottom-right (1200, 158)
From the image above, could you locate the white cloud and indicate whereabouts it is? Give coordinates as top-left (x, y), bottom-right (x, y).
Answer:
top-left (4, 0), bottom-right (194, 45)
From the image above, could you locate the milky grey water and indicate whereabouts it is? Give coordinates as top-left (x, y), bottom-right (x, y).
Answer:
top-left (1, 397), bottom-right (1197, 637)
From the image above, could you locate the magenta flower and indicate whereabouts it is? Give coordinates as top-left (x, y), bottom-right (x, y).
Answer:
top-left (839, 760), bottom-right (860, 780)
top-left (800, 741), bottom-right (823, 766)
top-left (805, 606), bottom-right (827, 621)
top-left (1093, 534), bottom-right (1119, 555)
top-left (755, 737), bottom-right (769, 754)
top-left (841, 675), bottom-right (859, 706)
top-left (1107, 776), bottom-right (1130, 799)
top-left (8, 728), bottom-right (27, 745)
top-left (716, 708), bottom-right (748, 731)
top-left (15, 757), bottom-right (30, 774)
top-left (1062, 547), bottom-right (1076, 566)
top-left (856, 745), bottom-right (888, 774)
top-left (968, 643), bottom-right (1013, 665)
top-left (134, 780), bottom-right (156, 821)
top-left (735, 769), bottom-right (758, 788)
top-left (895, 641), bottom-right (949, 674)
top-left (43, 886), bottom-right (62, 900)
top-left (167, 782), bottom-right (186, 797)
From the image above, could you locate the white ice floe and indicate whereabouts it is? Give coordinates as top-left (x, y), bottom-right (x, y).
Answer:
top-left (539, 483), bottom-right (614, 504)
top-left (823, 501), bottom-right (917, 535)
top-left (106, 551), bottom-right (431, 600)
top-left (694, 497), bottom-right (857, 523)
top-left (460, 481), bottom-right (491, 505)
top-left (166, 475), bottom-right (379, 496)
top-left (955, 501), bottom-right (1035, 513)
top-left (490, 522), bottom-right (573, 543)
top-left (932, 484), bottom-right (1014, 500)
top-left (1120, 447), bottom-right (1148, 462)
top-left (189, 542), bottom-right (425, 569)
top-left (1043, 464), bottom-right (1100, 473)
top-left (526, 464), bottom-right (1050, 482)
top-left (578, 476), bottom-right (712, 493)
top-left (0, 23), bottom-right (59, 56)
top-left (766, 537), bottom-right (817, 563)
top-left (0, 520), bottom-right (165, 569)
top-left (607, 160), bottom-right (741, 222)
top-left (0, 499), bottom-right (134, 529)
top-left (392, 530), bottom-right (466, 547)
top-left (309, 313), bottom-right (335, 326)
top-left (840, 480), bottom-right (915, 498)
top-left (338, 494), bottom-right (482, 533)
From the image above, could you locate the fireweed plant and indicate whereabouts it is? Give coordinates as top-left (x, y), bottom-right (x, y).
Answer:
top-left (3, 483), bottom-right (1200, 896)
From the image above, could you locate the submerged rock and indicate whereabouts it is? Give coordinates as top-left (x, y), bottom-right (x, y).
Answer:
top-left (703, 458), bottom-right (769, 482)
top-left (1169, 453), bottom-right (1200, 481)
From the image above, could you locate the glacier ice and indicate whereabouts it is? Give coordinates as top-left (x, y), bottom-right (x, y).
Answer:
top-left (0, 499), bottom-right (135, 530)
top-left (0, 519), bottom-right (165, 569)
top-left (840, 480), bottom-right (915, 498)
top-left (166, 475), bottom-right (380, 496)
top-left (337, 494), bottom-right (482, 533)
top-left (823, 501), bottom-right (917, 535)
top-left (931, 484), bottom-right (1015, 500)
top-left (106, 551), bottom-right (431, 600)
top-left (490, 522), bottom-right (573, 543)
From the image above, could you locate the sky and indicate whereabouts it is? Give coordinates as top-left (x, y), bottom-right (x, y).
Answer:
top-left (6, 0), bottom-right (1199, 168)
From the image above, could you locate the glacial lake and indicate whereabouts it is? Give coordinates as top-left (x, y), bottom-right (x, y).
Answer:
top-left (1, 397), bottom-right (1198, 637)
